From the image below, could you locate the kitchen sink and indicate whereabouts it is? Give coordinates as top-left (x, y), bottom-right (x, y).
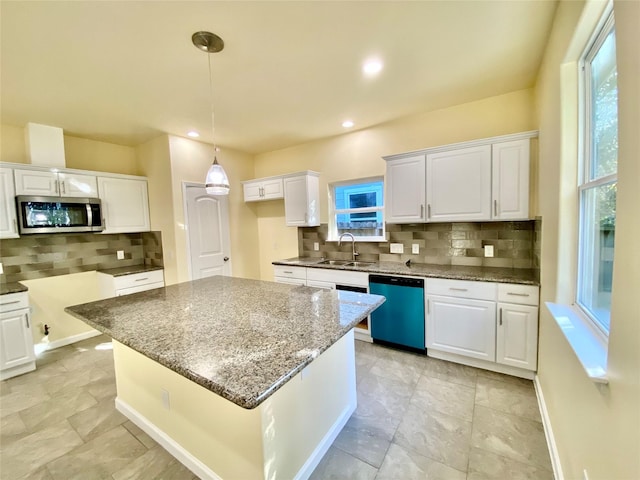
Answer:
top-left (317, 260), bottom-right (353, 266)
top-left (347, 262), bottom-right (376, 267)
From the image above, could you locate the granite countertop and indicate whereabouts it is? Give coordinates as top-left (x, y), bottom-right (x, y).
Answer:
top-left (0, 282), bottom-right (28, 295)
top-left (65, 276), bottom-right (385, 409)
top-left (273, 257), bottom-right (540, 286)
top-left (97, 264), bottom-right (164, 277)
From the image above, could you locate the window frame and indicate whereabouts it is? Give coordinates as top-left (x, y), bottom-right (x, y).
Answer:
top-left (327, 176), bottom-right (386, 242)
top-left (576, 8), bottom-right (617, 337)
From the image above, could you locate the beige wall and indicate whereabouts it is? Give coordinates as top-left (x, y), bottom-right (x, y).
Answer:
top-left (0, 123), bottom-right (138, 175)
top-left (252, 89), bottom-right (536, 279)
top-left (535, 0), bottom-right (640, 478)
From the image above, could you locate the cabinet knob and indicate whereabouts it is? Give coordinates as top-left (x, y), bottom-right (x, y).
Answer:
top-left (223, 256), bottom-right (230, 262)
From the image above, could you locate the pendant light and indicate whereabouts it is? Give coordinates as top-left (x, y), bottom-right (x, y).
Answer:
top-left (192, 31), bottom-right (230, 195)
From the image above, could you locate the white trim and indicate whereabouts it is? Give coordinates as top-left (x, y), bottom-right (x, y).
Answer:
top-left (115, 397), bottom-right (222, 480)
top-left (534, 375), bottom-right (564, 480)
top-left (41, 329), bottom-right (102, 350)
top-left (0, 161), bottom-right (148, 181)
top-left (241, 170), bottom-right (320, 185)
top-left (427, 349), bottom-right (535, 380)
top-left (383, 130), bottom-right (539, 161)
top-left (293, 401), bottom-right (356, 480)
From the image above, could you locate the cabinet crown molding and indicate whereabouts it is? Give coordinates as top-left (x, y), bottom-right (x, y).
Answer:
top-left (383, 130), bottom-right (538, 162)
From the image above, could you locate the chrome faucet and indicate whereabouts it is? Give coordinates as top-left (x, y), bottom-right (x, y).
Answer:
top-left (338, 233), bottom-right (359, 261)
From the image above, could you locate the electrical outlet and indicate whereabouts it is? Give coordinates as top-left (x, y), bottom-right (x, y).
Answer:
top-left (161, 389), bottom-right (171, 410)
top-left (412, 244), bottom-right (420, 254)
top-left (484, 245), bottom-right (494, 257)
top-left (117, 250), bottom-right (125, 260)
top-left (390, 243), bottom-right (404, 254)
top-left (0, 262), bottom-right (3, 275)
top-left (313, 242), bottom-right (319, 251)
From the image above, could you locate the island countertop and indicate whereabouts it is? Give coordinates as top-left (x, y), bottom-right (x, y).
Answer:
top-left (65, 276), bottom-right (385, 409)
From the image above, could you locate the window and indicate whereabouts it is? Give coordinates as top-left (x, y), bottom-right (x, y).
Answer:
top-left (577, 11), bottom-right (617, 335)
top-left (328, 177), bottom-right (385, 241)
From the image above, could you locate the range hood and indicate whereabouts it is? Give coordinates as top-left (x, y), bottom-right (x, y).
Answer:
top-left (24, 122), bottom-right (66, 168)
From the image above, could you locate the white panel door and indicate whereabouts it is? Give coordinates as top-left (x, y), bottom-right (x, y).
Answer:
top-left (492, 140), bottom-right (530, 220)
top-left (0, 168), bottom-right (19, 238)
top-left (185, 184), bottom-right (231, 280)
top-left (58, 172), bottom-right (98, 198)
top-left (385, 155), bottom-right (426, 223)
top-left (496, 303), bottom-right (538, 370)
top-left (0, 310), bottom-right (35, 371)
top-left (14, 169), bottom-right (58, 196)
top-left (426, 294), bottom-right (496, 361)
top-left (426, 146), bottom-right (491, 222)
top-left (98, 177), bottom-right (150, 233)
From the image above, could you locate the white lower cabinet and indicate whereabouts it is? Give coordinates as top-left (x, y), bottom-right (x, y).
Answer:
top-left (426, 279), bottom-right (539, 378)
top-left (0, 292), bottom-right (36, 380)
top-left (426, 295), bottom-right (496, 361)
top-left (98, 270), bottom-right (165, 297)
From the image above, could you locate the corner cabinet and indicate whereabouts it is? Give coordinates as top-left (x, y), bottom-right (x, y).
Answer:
top-left (97, 176), bottom-right (150, 233)
top-left (0, 167), bottom-right (19, 238)
top-left (0, 292), bottom-right (36, 380)
top-left (283, 172), bottom-right (320, 227)
top-left (384, 132), bottom-right (534, 223)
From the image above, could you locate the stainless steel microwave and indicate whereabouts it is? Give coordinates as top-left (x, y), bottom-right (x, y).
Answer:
top-left (16, 195), bottom-right (104, 234)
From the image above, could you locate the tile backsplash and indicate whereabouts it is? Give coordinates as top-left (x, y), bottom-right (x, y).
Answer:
top-left (0, 231), bottom-right (163, 283)
top-left (299, 220), bottom-right (541, 269)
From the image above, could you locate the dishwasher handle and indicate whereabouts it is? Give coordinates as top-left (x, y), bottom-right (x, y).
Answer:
top-left (369, 275), bottom-right (424, 288)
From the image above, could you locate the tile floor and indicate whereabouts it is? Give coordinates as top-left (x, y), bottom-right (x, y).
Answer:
top-left (0, 335), bottom-right (553, 479)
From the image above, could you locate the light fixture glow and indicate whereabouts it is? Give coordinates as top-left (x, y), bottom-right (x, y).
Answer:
top-left (187, 131), bottom-right (200, 138)
top-left (342, 120), bottom-right (354, 128)
top-left (363, 59), bottom-right (383, 76)
top-left (192, 31), bottom-right (230, 196)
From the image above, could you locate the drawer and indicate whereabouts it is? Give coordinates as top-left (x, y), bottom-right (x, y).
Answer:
top-left (498, 283), bottom-right (539, 306)
top-left (116, 281), bottom-right (165, 297)
top-left (426, 278), bottom-right (496, 301)
top-left (113, 270), bottom-right (165, 291)
top-left (307, 268), bottom-right (368, 287)
top-left (0, 292), bottom-right (29, 313)
top-left (273, 265), bottom-right (307, 280)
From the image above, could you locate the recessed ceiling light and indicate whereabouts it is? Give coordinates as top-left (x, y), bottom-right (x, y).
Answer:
top-left (363, 59), bottom-right (383, 76)
top-left (342, 120), bottom-right (354, 128)
top-left (187, 131), bottom-right (200, 138)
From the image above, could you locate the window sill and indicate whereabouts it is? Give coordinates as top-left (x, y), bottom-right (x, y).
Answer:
top-left (545, 302), bottom-right (609, 384)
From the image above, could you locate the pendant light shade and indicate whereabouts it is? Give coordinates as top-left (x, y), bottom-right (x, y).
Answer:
top-left (193, 31), bottom-right (230, 196)
top-left (205, 157), bottom-right (230, 195)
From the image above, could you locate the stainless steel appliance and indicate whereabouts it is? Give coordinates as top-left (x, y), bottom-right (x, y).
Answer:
top-left (16, 195), bottom-right (104, 234)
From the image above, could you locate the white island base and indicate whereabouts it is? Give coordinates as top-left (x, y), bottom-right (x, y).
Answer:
top-left (112, 330), bottom-right (356, 480)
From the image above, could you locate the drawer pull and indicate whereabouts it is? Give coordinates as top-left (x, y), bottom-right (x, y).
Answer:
top-left (283, 271), bottom-right (293, 274)
top-left (449, 287), bottom-right (468, 292)
top-left (507, 292), bottom-right (530, 297)
top-left (135, 278), bottom-right (149, 282)
top-left (1, 300), bottom-right (21, 306)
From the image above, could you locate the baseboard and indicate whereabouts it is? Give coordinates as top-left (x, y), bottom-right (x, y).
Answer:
top-left (43, 329), bottom-right (102, 350)
top-left (115, 397), bottom-right (222, 480)
top-left (534, 375), bottom-right (564, 480)
top-left (427, 349), bottom-right (535, 380)
top-left (294, 400), bottom-right (356, 480)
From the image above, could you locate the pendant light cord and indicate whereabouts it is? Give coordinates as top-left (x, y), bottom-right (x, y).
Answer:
top-left (207, 52), bottom-right (218, 162)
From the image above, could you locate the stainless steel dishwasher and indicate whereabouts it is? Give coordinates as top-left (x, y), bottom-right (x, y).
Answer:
top-left (368, 275), bottom-right (425, 351)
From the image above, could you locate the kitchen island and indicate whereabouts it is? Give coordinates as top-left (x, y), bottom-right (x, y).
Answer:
top-left (65, 276), bottom-right (384, 480)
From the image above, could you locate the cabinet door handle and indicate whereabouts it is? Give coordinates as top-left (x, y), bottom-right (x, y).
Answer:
top-left (61, 181), bottom-right (66, 194)
top-left (135, 277), bottom-right (149, 282)
top-left (449, 287), bottom-right (468, 292)
top-left (499, 307), bottom-right (503, 326)
top-left (54, 180), bottom-right (59, 195)
top-left (304, 212), bottom-right (308, 224)
top-left (13, 219), bottom-right (18, 233)
top-left (420, 204), bottom-right (424, 219)
top-left (427, 299), bottom-right (430, 315)
top-left (507, 292), bottom-right (530, 297)
top-left (26, 312), bottom-right (30, 328)
top-left (427, 204), bottom-right (431, 219)
top-left (494, 199), bottom-right (498, 216)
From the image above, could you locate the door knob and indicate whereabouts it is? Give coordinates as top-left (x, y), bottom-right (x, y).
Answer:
top-left (223, 256), bottom-right (229, 262)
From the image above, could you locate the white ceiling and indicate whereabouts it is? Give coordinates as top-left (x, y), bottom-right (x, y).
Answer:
top-left (1, 1), bottom-right (557, 155)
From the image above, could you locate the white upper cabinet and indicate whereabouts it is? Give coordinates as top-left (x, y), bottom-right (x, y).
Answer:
top-left (385, 155), bottom-right (426, 223)
top-left (284, 172), bottom-right (320, 227)
top-left (98, 177), bottom-right (150, 233)
top-left (243, 177), bottom-right (284, 202)
top-left (426, 145), bottom-right (492, 222)
top-left (491, 139), bottom-right (530, 220)
top-left (14, 168), bottom-right (97, 198)
top-left (0, 168), bottom-right (19, 238)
